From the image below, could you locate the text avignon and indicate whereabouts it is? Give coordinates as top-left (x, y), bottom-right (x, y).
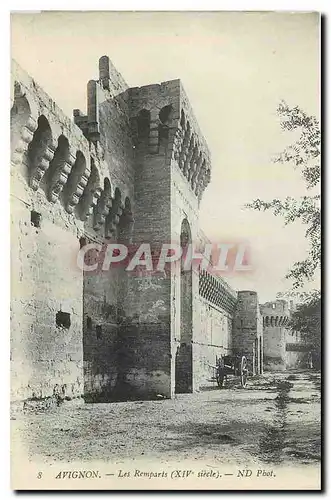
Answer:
top-left (55, 470), bottom-right (100, 479)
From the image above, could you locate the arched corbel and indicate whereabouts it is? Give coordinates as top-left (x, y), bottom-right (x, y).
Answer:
top-left (195, 159), bottom-right (207, 197)
top-left (11, 82), bottom-right (39, 166)
top-left (120, 197), bottom-right (134, 243)
top-left (47, 135), bottom-right (75, 203)
top-left (27, 115), bottom-right (57, 191)
top-left (183, 135), bottom-right (195, 178)
top-left (191, 152), bottom-right (203, 190)
top-left (105, 187), bottom-right (123, 238)
top-left (78, 158), bottom-right (102, 221)
top-left (65, 150), bottom-right (91, 214)
top-left (93, 178), bottom-right (113, 231)
top-left (187, 144), bottom-right (199, 183)
top-left (172, 127), bottom-right (183, 163)
top-left (178, 121), bottom-right (191, 171)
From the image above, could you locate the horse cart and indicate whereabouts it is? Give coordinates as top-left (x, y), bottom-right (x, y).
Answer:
top-left (214, 354), bottom-right (249, 388)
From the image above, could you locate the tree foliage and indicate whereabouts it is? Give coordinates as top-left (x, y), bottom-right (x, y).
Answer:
top-left (288, 290), bottom-right (321, 367)
top-left (288, 290), bottom-right (321, 345)
top-left (247, 102), bottom-right (321, 363)
top-left (246, 101), bottom-right (321, 289)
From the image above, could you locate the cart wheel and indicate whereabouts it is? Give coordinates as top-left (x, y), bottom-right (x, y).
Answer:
top-left (216, 370), bottom-right (226, 388)
top-left (240, 356), bottom-right (248, 388)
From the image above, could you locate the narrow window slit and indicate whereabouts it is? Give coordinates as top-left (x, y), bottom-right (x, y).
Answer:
top-left (31, 210), bottom-right (41, 228)
top-left (96, 325), bottom-right (102, 339)
top-left (56, 311), bottom-right (71, 329)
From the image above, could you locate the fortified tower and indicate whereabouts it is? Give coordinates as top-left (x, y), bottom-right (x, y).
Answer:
top-left (261, 299), bottom-right (290, 371)
top-left (232, 291), bottom-right (263, 375)
top-left (76, 57), bottom-right (212, 400)
top-left (116, 63), bottom-right (212, 398)
top-left (10, 55), bottom-right (240, 405)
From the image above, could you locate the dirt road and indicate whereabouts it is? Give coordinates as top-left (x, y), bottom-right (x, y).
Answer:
top-left (12, 371), bottom-right (321, 467)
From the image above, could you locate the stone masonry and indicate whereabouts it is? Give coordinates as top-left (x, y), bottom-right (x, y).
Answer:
top-left (261, 300), bottom-right (308, 371)
top-left (10, 55), bottom-right (297, 405)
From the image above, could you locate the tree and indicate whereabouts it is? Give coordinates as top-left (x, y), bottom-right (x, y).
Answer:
top-left (288, 290), bottom-right (321, 369)
top-left (246, 101), bottom-right (321, 289)
top-left (246, 102), bottom-right (321, 367)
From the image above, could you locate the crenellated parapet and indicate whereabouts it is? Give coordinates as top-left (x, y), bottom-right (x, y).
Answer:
top-left (260, 300), bottom-right (290, 327)
top-left (174, 83), bottom-right (211, 201)
top-left (129, 79), bottom-right (211, 202)
top-left (263, 315), bottom-right (290, 327)
top-left (199, 269), bottom-right (237, 314)
top-left (129, 80), bottom-right (181, 156)
top-left (11, 59), bottom-right (134, 240)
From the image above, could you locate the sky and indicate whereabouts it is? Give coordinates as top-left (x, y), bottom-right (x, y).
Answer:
top-left (10, 11), bottom-right (320, 302)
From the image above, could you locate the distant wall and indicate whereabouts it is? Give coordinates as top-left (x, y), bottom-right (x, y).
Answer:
top-left (285, 350), bottom-right (307, 369)
top-left (194, 296), bottom-right (233, 389)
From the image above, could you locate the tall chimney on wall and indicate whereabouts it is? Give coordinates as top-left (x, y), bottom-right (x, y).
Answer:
top-left (99, 55), bottom-right (110, 91)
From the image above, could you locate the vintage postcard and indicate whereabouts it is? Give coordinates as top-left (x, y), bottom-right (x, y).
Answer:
top-left (10, 11), bottom-right (321, 491)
